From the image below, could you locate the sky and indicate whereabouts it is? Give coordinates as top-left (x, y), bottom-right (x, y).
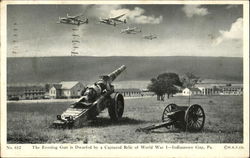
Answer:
top-left (7, 4), bottom-right (243, 57)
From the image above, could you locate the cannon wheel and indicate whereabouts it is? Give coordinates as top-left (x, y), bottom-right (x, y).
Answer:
top-left (162, 103), bottom-right (178, 122)
top-left (108, 93), bottom-right (124, 121)
top-left (185, 104), bottom-right (205, 132)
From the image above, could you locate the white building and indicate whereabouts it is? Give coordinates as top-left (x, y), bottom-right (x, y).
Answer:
top-left (220, 85), bottom-right (243, 95)
top-left (49, 84), bottom-right (62, 99)
top-left (49, 81), bottom-right (85, 98)
top-left (197, 86), bottom-right (221, 95)
top-left (60, 81), bottom-right (84, 98)
top-left (196, 83), bottom-right (242, 95)
top-left (182, 88), bottom-right (202, 96)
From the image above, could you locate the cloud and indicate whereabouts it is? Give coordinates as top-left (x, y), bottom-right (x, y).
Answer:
top-left (182, 5), bottom-right (209, 18)
top-left (213, 18), bottom-right (243, 46)
top-left (83, 5), bottom-right (121, 18)
top-left (83, 5), bottom-right (163, 24)
top-left (226, 5), bottom-right (239, 9)
top-left (110, 7), bottom-right (163, 24)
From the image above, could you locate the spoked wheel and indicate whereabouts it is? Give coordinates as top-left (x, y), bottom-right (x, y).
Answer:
top-left (108, 93), bottom-right (124, 121)
top-left (185, 104), bottom-right (205, 132)
top-left (162, 103), bottom-right (178, 122)
top-left (161, 103), bottom-right (179, 129)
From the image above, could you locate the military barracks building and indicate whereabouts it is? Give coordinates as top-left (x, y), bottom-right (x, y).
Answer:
top-left (7, 86), bottom-right (45, 100)
top-left (7, 81), bottom-right (85, 100)
top-left (115, 88), bottom-right (141, 97)
top-left (219, 85), bottom-right (243, 95)
top-left (181, 83), bottom-right (243, 96)
top-left (48, 81), bottom-right (85, 99)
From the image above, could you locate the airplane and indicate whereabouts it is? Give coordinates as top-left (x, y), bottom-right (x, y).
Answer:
top-left (143, 34), bottom-right (157, 40)
top-left (121, 27), bottom-right (142, 34)
top-left (57, 13), bottom-right (88, 26)
top-left (99, 14), bottom-right (126, 26)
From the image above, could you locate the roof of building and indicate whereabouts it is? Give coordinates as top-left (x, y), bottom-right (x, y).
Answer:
top-left (184, 88), bottom-right (201, 92)
top-left (174, 85), bottom-right (183, 89)
top-left (196, 83), bottom-right (224, 88)
top-left (7, 86), bottom-right (45, 95)
top-left (196, 85), bottom-right (216, 88)
top-left (115, 88), bottom-right (141, 93)
top-left (220, 85), bottom-right (243, 89)
top-left (7, 87), bottom-right (25, 95)
top-left (24, 86), bottom-right (45, 90)
top-left (52, 84), bottom-right (62, 90)
top-left (196, 83), bottom-right (243, 88)
top-left (59, 81), bottom-right (80, 89)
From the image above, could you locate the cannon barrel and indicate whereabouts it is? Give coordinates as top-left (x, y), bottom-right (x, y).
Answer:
top-left (53, 65), bottom-right (127, 128)
top-left (108, 65), bottom-right (126, 82)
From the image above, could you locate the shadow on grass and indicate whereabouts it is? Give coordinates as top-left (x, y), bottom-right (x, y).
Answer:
top-left (50, 117), bottom-right (147, 129)
top-left (150, 129), bottom-right (182, 134)
top-left (50, 117), bottom-right (151, 129)
top-left (87, 117), bottom-right (146, 127)
top-left (7, 133), bottom-right (50, 144)
top-left (135, 129), bottom-right (182, 134)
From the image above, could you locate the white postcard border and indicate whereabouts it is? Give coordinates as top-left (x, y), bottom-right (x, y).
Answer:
top-left (1, 1), bottom-right (249, 157)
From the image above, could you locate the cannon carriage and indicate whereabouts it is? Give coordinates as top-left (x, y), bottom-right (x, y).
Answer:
top-left (136, 103), bottom-right (205, 132)
top-left (53, 65), bottom-right (126, 128)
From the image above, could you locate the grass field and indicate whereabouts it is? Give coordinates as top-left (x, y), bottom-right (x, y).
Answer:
top-left (7, 95), bottom-right (243, 144)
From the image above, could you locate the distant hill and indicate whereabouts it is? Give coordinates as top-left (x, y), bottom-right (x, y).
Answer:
top-left (7, 56), bottom-right (243, 84)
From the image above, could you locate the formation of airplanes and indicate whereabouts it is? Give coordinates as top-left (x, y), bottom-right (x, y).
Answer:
top-left (57, 13), bottom-right (157, 40)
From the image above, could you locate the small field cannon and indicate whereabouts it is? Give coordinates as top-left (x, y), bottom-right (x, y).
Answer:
top-left (53, 65), bottom-right (126, 128)
top-left (136, 103), bottom-right (205, 132)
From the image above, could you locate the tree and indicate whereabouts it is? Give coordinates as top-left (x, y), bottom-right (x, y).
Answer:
top-left (158, 73), bottom-right (182, 99)
top-left (147, 78), bottom-right (166, 101)
top-left (148, 72), bottom-right (182, 100)
top-left (157, 73), bottom-right (183, 86)
top-left (181, 72), bottom-right (200, 88)
top-left (181, 72), bottom-right (201, 105)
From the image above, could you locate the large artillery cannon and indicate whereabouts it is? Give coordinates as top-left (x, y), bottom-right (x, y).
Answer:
top-left (53, 65), bottom-right (126, 128)
top-left (136, 103), bottom-right (205, 133)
